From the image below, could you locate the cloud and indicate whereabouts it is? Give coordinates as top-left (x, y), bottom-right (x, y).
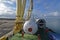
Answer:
top-left (4, 1), bottom-right (14, 4)
top-left (0, 3), bottom-right (15, 15)
top-left (44, 11), bottom-right (59, 17)
top-left (0, 0), bottom-right (16, 4)
top-left (10, 0), bottom-right (16, 2)
top-left (32, 10), bottom-right (44, 19)
top-left (50, 12), bottom-right (58, 16)
top-left (0, 0), bottom-right (16, 18)
top-left (0, 3), bottom-right (9, 15)
top-left (32, 10), bottom-right (60, 19)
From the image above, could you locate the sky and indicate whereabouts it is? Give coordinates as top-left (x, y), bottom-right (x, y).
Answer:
top-left (0, 0), bottom-right (60, 39)
top-left (0, 0), bottom-right (16, 18)
top-left (0, 0), bottom-right (60, 18)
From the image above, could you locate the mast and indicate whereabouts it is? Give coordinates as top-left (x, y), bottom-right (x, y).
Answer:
top-left (26, 0), bottom-right (33, 20)
top-left (13, 0), bottom-right (26, 34)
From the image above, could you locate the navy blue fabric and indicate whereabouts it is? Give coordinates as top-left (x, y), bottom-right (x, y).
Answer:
top-left (48, 32), bottom-right (60, 40)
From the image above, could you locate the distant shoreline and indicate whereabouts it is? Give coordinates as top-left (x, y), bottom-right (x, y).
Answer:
top-left (0, 18), bottom-right (16, 20)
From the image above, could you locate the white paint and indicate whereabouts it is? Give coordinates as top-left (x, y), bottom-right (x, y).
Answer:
top-left (23, 16), bottom-right (38, 34)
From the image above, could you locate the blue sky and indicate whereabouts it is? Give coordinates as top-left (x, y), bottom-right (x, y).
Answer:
top-left (32, 0), bottom-right (60, 18)
top-left (0, 0), bottom-right (60, 18)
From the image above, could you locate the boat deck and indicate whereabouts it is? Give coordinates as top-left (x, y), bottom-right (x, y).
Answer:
top-left (10, 33), bottom-right (38, 40)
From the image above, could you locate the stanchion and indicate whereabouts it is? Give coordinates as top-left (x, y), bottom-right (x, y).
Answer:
top-left (22, 31), bottom-right (24, 38)
top-left (38, 34), bottom-right (41, 40)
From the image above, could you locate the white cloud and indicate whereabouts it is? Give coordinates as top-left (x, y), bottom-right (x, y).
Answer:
top-left (3, 0), bottom-right (15, 5)
top-left (0, 3), bottom-right (7, 15)
top-left (32, 10), bottom-right (59, 19)
top-left (10, 0), bottom-right (16, 2)
top-left (53, 12), bottom-right (58, 16)
top-left (9, 0), bottom-right (16, 4)
top-left (0, 0), bottom-right (16, 18)
top-left (46, 11), bottom-right (59, 17)
top-left (0, 0), bottom-right (2, 2)
top-left (0, 3), bottom-right (15, 15)
top-left (0, 0), bottom-right (1, 2)
top-left (6, 1), bottom-right (13, 4)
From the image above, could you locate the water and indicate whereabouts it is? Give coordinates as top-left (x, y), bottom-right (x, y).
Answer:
top-left (45, 17), bottom-right (60, 34)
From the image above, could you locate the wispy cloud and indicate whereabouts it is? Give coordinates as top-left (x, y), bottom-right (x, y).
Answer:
top-left (0, 0), bottom-right (16, 18)
top-left (44, 11), bottom-right (60, 17)
top-left (0, 0), bottom-right (60, 18)
top-left (33, 10), bottom-right (60, 19)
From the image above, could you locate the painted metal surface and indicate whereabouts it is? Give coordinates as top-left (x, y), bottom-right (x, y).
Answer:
top-left (23, 17), bottom-right (38, 34)
top-left (13, 0), bottom-right (26, 34)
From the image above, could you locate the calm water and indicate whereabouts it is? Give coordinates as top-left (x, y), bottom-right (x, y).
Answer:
top-left (45, 17), bottom-right (60, 34)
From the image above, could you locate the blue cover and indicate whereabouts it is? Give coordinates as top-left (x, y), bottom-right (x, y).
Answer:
top-left (48, 32), bottom-right (60, 40)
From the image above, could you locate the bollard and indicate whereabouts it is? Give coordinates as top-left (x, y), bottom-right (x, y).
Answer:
top-left (22, 31), bottom-right (24, 38)
top-left (38, 34), bottom-right (41, 40)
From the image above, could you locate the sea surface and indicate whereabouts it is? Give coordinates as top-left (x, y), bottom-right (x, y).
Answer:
top-left (45, 17), bottom-right (60, 34)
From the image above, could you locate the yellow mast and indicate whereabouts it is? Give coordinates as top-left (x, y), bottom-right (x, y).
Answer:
top-left (13, 0), bottom-right (26, 34)
top-left (13, 0), bottom-right (33, 34)
top-left (27, 0), bottom-right (33, 20)
top-left (0, 0), bottom-right (33, 40)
